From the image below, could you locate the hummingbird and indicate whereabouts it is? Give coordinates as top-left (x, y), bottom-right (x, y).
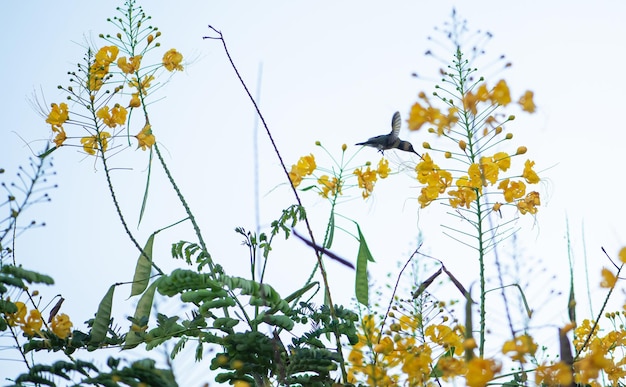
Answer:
top-left (355, 111), bottom-right (421, 157)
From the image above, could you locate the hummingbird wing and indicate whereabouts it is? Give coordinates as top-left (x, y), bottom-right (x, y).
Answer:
top-left (389, 111), bottom-right (401, 141)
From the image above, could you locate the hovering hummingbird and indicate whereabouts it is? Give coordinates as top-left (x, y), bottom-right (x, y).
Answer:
top-left (355, 111), bottom-right (421, 157)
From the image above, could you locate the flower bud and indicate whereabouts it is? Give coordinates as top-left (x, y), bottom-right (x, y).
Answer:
top-left (341, 143), bottom-right (347, 151)
top-left (445, 151), bottom-right (452, 158)
top-left (509, 115), bottom-right (515, 121)
top-left (458, 140), bottom-right (467, 151)
top-left (516, 146), bottom-right (527, 155)
top-left (315, 141), bottom-right (321, 146)
top-left (505, 133), bottom-right (513, 139)
top-left (495, 126), bottom-right (502, 135)
top-left (422, 142), bottom-right (431, 149)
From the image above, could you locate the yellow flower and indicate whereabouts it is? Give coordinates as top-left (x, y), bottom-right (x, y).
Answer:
top-left (600, 267), bottom-right (617, 288)
top-left (522, 159), bottom-right (540, 184)
top-left (53, 127), bottom-right (67, 147)
top-left (449, 184), bottom-right (477, 209)
top-left (373, 336), bottom-right (394, 355)
top-left (128, 75), bottom-right (155, 95)
top-left (353, 166), bottom-right (378, 199)
top-left (23, 308), bottom-right (43, 336)
top-left (289, 169), bottom-right (303, 187)
top-left (95, 46), bottom-right (119, 66)
top-left (135, 124), bottom-right (155, 150)
top-left (425, 324), bottom-right (464, 355)
top-left (518, 90), bottom-right (536, 113)
top-left (492, 151), bottom-right (510, 171)
top-left (128, 93), bottom-right (141, 108)
top-left (289, 154), bottom-right (316, 188)
top-left (317, 175), bottom-right (341, 198)
top-left (6, 301), bottom-right (26, 327)
top-left (46, 103), bottom-right (69, 128)
top-left (490, 80), bottom-right (511, 106)
top-left (117, 55), bottom-right (142, 74)
top-left (465, 358), bottom-right (501, 387)
top-left (517, 191), bottom-right (540, 214)
top-left (81, 132), bottom-right (111, 155)
top-left (96, 104), bottom-right (128, 128)
top-left (162, 49), bottom-right (184, 71)
top-left (295, 154), bottom-right (316, 176)
top-left (501, 334), bottom-right (538, 363)
top-left (535, 362), bottom-right (573, 386)
top-left (377, 158), bottom-right (390, 178)
top-left (467, 163), bottom-right (483, 189)
top-left (50, 313), bottom-right (73, 339)
top-left (498, 179), bottom-right (526, 203)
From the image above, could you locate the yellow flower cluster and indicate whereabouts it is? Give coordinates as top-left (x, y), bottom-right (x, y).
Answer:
top-left (5, 301), bottom-right (42, 336)
top-left (45, 33), bottom-right (184, 155)
top-left (570, 318), bottom-right (626, 385)
top-left (406, 78), bottom-right (541, 214)
top-left (353, 159), bottom-right (391, 199)
top-left (408, 92), bottom-right (459, 134)
top-left (348, 313), bottom-right (510, 387)
top-left (289, 149), bottom-right (391, 200)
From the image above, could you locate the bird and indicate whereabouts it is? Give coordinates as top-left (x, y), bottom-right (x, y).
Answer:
top-left (355, 111), bottom-right (421, 157)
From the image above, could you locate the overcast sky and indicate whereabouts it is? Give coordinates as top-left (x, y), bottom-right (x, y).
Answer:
top-left (2, 1), bottom-right (626, 384)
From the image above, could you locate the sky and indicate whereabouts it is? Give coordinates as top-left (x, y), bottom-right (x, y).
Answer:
top-left (2, 1), bottom-right (626, 385)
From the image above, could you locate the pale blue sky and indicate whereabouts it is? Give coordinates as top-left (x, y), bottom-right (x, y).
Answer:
top-left (2, 1), bottom-right (626, 384)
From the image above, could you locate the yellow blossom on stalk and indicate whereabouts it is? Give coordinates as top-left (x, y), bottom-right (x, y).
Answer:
top-left (289, 154), bottom-right (316, 188)
top-left (425, 324), bottom-right (464, 355)
top-left (135, 124), bottom-right (155, 150)
top-left (46, 103), bottom-right (69, 129)
top-left (600, 267), bottom-right (617, 288)
top-left (517, 191), bottom-right (540, 214)
top-left (518, 90), bottom-right (536, 113)
top-left (436, 357), bottom-right (466, 380)
top-left (129, 93), bottom-right (141, 108)
top-left (377, 158), bottom-right (390, 178)
top-left (501, 334), bottom-right (538, 363)
top-left (128, 75), bottom-right (155, 95)
top-left (464, 83), bottom-right (490, 115)
top-left (162, 49), bottom-right (184, 71)
top-left (317, 175), bottom-right (341, 198)
top-left (401, 344), bottom-right (432, 384)
top-left (373, 336), bottom-right (394, 355)
top-left (492, 151), bottom-right (511, 171)
top-left (449, 182), bottom-right (477, 209)
top-left (6, 301), bottom-right (26, 327)
top-left (465, 358), bottom-right (501, 387)
top-left (575, 339), bottom-right (612, 384)
top-left (53, 127), bottom-right (67, 147)
top-left (498, 179), bottom-right (526, 202)
top-left (94, 46), bottom-right (119, 66)
top-left (23, 308), bottom-right (43, 336)
top-left (96, 104), bottom-right (128, 128)
top-left (50, 313), bottom-right (73, 339)
top-left (117, 55), bottom-right (142, 74)
top-left (490, 80), bottom-right (511, 106)
top-left (522, 159), bottom-right (539, 183)
top-left (81, 132), bottom-right (111, 155)
top-left (467, 163), bottom-right (484, 189)
top-left (353, 166), bottom-right (378, 199)
top-left (535, 362), bottom-right (573, 386)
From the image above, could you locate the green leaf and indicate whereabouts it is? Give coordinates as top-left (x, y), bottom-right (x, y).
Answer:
top-left (130, 233), bottom-right (156, 297)
top-left (124, 280), bottom-right (159, 349)
top-left (90, 285), bottom-right (115, 346)
top-left (355, 223), bottom-right (373, 306)
top-left (325, 212), bottom-right (335, 249)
